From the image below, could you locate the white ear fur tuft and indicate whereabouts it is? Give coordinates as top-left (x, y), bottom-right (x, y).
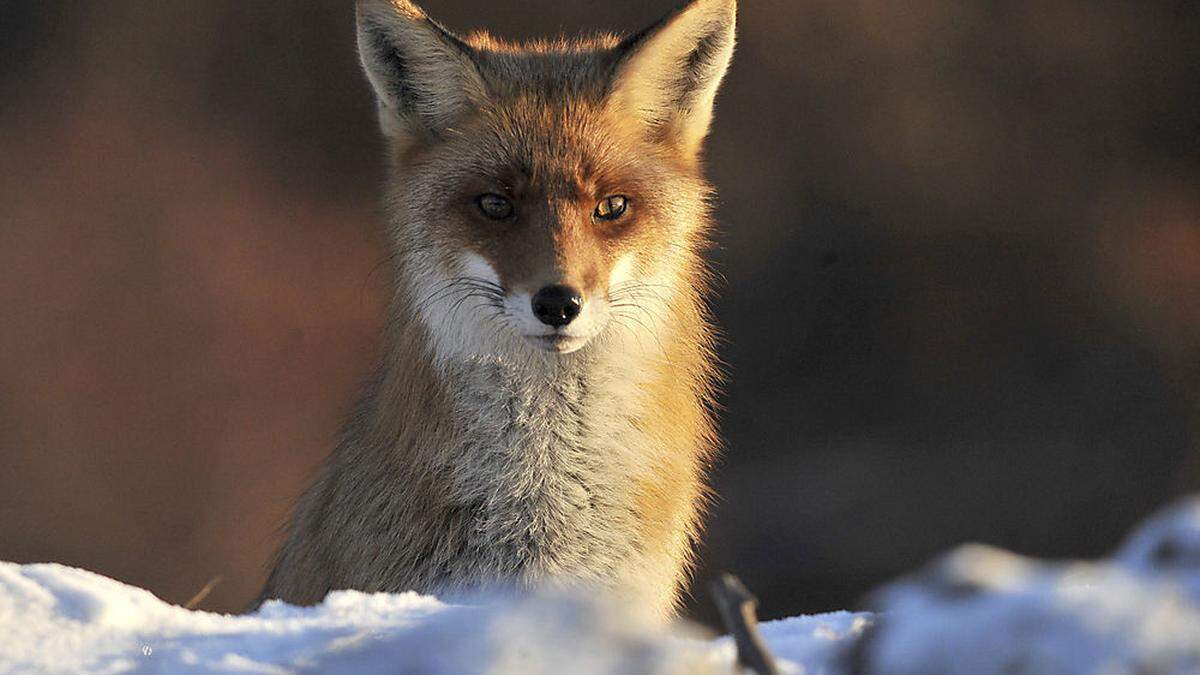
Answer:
top-left (356, 0), bottom-right (487, 140)
top-left (608, 0), bottom-right (736, 158)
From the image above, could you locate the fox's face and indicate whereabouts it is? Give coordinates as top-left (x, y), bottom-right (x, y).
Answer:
top-left (357, 0), bottom-right (735, 358)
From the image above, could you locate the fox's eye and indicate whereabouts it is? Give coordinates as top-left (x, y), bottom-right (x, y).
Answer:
top-left (594, 195), bottom-right (628, 221)
top-left (477, 193), bottom-right (514, 220)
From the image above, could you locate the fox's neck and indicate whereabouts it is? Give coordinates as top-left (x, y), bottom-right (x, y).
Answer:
top-left (376, 295), bottom-right (659, 496)
top-left (428, 350), bottom-right (650, 528)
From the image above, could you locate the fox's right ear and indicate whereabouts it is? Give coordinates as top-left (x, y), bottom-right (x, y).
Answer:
top-left (356, 0), bottom-right (487, 141)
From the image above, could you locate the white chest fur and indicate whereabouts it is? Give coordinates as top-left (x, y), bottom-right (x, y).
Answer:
top-left (431, 350), bottom-right (655, 587)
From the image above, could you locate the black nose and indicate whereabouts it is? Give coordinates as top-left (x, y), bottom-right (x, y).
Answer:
top-left (531, 285), bottom-right (583, 327)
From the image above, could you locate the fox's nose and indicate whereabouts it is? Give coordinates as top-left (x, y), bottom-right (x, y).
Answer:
top-left (531, 285), bottom-right (583, 327)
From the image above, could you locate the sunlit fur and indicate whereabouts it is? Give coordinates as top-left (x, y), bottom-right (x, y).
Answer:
top-left (260, 0), bottom-right (735, 619)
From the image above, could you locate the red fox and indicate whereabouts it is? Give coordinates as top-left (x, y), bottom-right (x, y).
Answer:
top-left (260, 0), bottom-right (736, 618)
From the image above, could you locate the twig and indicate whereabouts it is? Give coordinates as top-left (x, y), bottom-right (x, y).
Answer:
top-left (184, 576), bottom-right (224, 610)
top-left (711, 573), bottom-right (780, 675)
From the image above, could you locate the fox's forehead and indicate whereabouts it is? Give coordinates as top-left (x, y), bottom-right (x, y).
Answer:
top-left (461, 98), bottom-right (654, 195)
top-left (455, 39), bottom-right (647, 185)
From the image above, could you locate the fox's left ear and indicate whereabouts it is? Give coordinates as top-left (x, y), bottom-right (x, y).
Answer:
top-left (608, 0), bottom-right (736, 158)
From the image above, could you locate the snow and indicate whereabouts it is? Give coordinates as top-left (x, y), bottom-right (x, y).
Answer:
top-left (858, 496), bottom-right (1200, 674)
top-left (2, 497), bottom-right (1199, 674)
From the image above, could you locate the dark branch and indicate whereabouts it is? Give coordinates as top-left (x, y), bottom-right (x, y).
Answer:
top-left (711, 573), bottom-right (780, 675)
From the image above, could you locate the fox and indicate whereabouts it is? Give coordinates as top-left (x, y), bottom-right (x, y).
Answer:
top-left (259, 0), bottom-right (736, 619)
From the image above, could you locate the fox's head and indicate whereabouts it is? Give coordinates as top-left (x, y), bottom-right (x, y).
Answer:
top-left (357, 0), bottom-right (735, 359)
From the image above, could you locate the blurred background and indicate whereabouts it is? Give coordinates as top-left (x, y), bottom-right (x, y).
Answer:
top-left (2, 0), bottom-right (1198, 627)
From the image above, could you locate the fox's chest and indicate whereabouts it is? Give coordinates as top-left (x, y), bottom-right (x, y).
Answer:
top-left (437, 358), bottom-right (650, 583)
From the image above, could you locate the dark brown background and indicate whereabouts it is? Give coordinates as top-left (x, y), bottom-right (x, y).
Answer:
top-left (2, 1), bottom-right (1198, 626)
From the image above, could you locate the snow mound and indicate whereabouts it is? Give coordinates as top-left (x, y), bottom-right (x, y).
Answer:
top-left (2, 496), bottom-right (1199, 674)
top-left (1116, 495), bottom-right (1200, 602)
top-left (860, 496), bottom-right (1200, 674)
top-left (0, 562), bottom-right (866, 674)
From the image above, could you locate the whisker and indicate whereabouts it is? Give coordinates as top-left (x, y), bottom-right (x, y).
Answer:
top-left (411, 275), bottom-right (506, 317)
top-left (610, 304), bottom-right (670, 357)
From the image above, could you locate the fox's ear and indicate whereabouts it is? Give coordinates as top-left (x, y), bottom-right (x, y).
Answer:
top-left (608, 0), bottom-right (736, 158)
top-left (356, 0), bottom-right (487, 141)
